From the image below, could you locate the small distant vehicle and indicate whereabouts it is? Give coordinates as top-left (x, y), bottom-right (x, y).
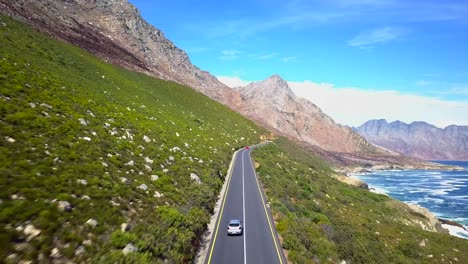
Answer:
top-left (245, 146), bottom-right (250, 149)
top-left (227, 219), bottom-right (243, 235)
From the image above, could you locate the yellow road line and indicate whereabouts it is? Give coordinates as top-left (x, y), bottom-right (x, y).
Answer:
top-left (248, 150), bottom-right (284, 264)
top-left (207, 150), bottom-right (238, 264)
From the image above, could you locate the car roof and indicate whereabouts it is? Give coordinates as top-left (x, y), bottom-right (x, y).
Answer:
top-left (228, 219), bottom-right (241, 224)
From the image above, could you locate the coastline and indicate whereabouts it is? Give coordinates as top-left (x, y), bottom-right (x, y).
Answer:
top-left (346, 170), bottom-right (468, 240)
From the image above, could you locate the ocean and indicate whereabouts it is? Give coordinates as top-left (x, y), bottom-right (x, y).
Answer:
top-left (352, 160), bottom-right (468, 239)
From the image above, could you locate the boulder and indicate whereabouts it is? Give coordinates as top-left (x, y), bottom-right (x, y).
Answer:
top-left (86, 219), bottom-right (98, 228)
top-left (77, 179), bottom-right (88, 185)
top-left (122, 243), bottom-right (137, 255)
top-left (24, 224), bottom-right (41, 240)
top-left (190, 173), bottom-right (201, 184)
top-left (74, 245), bottom-right (85, 256)
top-left (5, 136), bottom-right (16, 143)
top-left (50, 247), bottom-right (61, 258)
top-left (145, 157), bottom-right (153, 164)
top-left (120, 177), bottom-right (129, 184)
top-left (58, 201), bottom-right (72, 212)
top-left (121, 223), bottom-right (130, 232)
top-left (137, 184), bottom-right (148, 191)
top-left (151, 175), bottom-right (159, 181)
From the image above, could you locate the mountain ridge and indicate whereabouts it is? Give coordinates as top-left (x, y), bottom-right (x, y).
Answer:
top-left (355, 119), bottom-right (468, 160)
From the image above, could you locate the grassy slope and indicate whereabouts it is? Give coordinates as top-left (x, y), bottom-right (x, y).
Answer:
top-left (0, 15), bottom-right (266, 263)
top-left (252, 138), bottom-right (468, 264)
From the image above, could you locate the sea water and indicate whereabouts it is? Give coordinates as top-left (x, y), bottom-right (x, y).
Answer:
top-left (352, 161), bottom-right (468, 239)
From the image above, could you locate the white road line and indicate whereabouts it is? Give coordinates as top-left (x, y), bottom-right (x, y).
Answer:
top-left (242, 150), bottom-right (247, 264)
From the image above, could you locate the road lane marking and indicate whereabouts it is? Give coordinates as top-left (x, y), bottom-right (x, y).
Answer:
top-left (206, 151), bottom-right (237, 264)
top-left (248, 150), bottom-right (284, 264)
top-left (242, 150), bottom-right (247, 264)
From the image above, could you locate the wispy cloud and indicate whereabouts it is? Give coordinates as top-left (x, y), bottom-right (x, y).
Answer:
top-left (219, 49), bottom-right (241, 60)
top-left (185, 47), bottom-right (208, 54)
top-left (186, 1), bottom-right (468, 41)
top-left (249, 52), bottom-right (279, 60)
top-left (348, 27), bottom-right (405, 48)
top-left (190, 11), bottom-right (354, 39)
top-left (282, 56), bottom-right (298, 63)
top-left (415, 80), bottom-right (433, 86)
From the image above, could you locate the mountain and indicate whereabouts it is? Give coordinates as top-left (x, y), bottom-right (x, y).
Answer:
top-left (355, 119), bottom-right (468, 160)
top-left (1, 0), bottom-right (453, 169)
top-left (0, 0), bottom-right (243, 106)
top-left (236, 75), bottom-right (385, 154)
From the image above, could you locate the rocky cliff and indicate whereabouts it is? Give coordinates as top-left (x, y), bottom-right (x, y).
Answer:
top-left (236, 75), bottom-right (384, 154)
top-left (355, 119), bottom-right (468, 160)
top-left (0, 0), bottom-right (242, 106)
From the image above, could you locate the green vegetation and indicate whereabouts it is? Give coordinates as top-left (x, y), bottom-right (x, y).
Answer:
top-left (0, 15), bottom-right (265, 263)
top-left (252, 138), bottom-right (468, 264)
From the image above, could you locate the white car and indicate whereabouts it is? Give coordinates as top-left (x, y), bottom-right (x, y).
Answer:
top-left (227, 219), bottom-right (243, 235)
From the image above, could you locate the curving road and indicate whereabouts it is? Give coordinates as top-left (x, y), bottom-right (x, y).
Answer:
top-left (205, 147), bottom-right (286, 264)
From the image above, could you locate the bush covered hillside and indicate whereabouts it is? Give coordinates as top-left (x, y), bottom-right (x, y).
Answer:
top-left (0, 15), bottom-right (265, 263)
top-left (252, 138), bottom-right (468, 264)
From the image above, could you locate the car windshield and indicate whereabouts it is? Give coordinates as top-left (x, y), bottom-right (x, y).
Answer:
top-left (229, 223), bottom-right (240, 227)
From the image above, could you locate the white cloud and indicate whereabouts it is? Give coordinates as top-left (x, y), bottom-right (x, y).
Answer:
top-left (282, 56), bottom-right (298, 63)
top-left (216, 76), bottom-right (253, 88)
top-left (348, 27), bottom-right (404, 48)
top-left (219, 49), bottom-right (241, 60)
top-left (218, 75), bottom-right (468, 128)
top-left (288, 80), bottom-right (468, 128)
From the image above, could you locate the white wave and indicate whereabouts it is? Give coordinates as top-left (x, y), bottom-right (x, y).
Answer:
top-left (369, 187), bottom-right (389, 196)
top-left (450, 195), bottom-right (468, 200)
top-left (422, 197), bottom-right (445, 204)
top-left (441, 224), bottom-right (468, 240)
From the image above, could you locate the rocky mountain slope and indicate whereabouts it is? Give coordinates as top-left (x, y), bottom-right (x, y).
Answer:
top-left (0, 0), bottom-right (243, 107)
top-left (236, 75), bottom-right (389, 154)
top-left (355, 119), bottom-right (468, 160)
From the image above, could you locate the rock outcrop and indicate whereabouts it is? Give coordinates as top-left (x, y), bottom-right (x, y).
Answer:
top-left (355, 119), bottom-right (468, 160)
top-left (236, 75), bottom-right (386, 154)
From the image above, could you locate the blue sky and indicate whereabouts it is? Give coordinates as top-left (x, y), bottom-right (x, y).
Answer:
top-left (130, 0), bottom-right (468, 127)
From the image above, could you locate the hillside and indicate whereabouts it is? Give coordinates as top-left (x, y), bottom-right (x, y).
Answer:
top-left (252, 138), bottom-right (468, 263)
top-left (0, 15), bottom-right (265, 263)
top-left (355, 119), bottom-right (468, 160)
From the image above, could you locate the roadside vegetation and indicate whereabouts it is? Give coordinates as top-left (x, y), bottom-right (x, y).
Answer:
top-left (252, 138), bottom-right (468, 264)
top-left (0, 15), bottom-right (265, 263)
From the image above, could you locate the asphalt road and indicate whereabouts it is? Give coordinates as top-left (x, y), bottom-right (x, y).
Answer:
top-left (205, 147), bottom-right (286, 264)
